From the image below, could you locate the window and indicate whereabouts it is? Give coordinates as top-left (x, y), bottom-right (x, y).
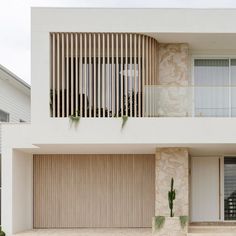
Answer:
top-left (194, 59), bottom-right (230, 117)
top-left (0, 109), bottom-right (9, 122)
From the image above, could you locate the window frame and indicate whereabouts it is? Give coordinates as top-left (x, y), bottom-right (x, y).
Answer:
top-left (0, 109), bottom-right (9, 122)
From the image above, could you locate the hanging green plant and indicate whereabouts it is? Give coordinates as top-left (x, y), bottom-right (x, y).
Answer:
top-left (179, 216), bottom-right (188, 229)
top-left (153, 216), bottom-right (165, 231)
top-left (69, 110), bottom-right (80, 126)
top-left (121, 115), bottom-right (128, 128)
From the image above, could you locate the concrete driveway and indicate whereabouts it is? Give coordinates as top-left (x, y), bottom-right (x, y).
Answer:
top-left (14, 228), bottom-right (152, 236)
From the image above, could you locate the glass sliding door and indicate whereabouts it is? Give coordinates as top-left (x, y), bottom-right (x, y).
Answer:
top-left (224, 157), bottom-right (236, 220)
top-left (194, 59), bottom-right (230, 117)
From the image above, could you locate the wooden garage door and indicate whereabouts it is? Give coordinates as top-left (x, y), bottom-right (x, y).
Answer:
top-left (33, 154), bottom-right (155, 228)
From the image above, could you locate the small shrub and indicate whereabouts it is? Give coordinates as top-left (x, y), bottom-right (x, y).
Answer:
top-left (0, 227), bottom-right (5, 236)
top-left (179, 216), bottom-right (188, 229)
top-left (154, 216), bottom-right (165, 231)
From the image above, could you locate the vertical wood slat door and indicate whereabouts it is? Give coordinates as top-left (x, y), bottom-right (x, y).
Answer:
top-left (34, 154), bottom-right (155, 228)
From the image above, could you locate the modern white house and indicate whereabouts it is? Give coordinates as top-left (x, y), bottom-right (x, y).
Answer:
top-left (0, 64), bottom-right (30, 229)
top-left (3, 7), bottom-right (236, 236)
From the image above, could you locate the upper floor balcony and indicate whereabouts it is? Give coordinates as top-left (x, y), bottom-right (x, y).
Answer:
top-left (49, 32), bottom-right (236, 119)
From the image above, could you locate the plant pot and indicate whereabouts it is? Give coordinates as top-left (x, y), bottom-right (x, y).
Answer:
top-left (152, 216), bottom-right (188, 236)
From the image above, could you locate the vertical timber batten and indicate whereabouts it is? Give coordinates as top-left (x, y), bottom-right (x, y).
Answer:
top-left (50, 33), bottom-right (158, 118)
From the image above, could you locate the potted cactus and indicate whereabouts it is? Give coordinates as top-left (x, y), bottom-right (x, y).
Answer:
top-left (168, 177), bottom-right (175, 217)
top-left (152, 178), bottom-right (188, 235)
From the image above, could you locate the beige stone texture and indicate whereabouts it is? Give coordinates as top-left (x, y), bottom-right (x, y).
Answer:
top-left (157, 44), bottom-right (191, 117)
top-left (159, 44), bottom-right (189, 86)
top-left (153, 217), bottom-right (187, 236)
top-left (154, 86), bottom-right (191, 117)
top-left (155, 148), bottom-right (189, 217)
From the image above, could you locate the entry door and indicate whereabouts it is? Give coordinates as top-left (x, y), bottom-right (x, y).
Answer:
top-left (191, 156), bottom-right (220, 222)
top-left (33, 154), bottom-right (155, 228)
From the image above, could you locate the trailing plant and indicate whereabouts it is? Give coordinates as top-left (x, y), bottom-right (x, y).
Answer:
top-left (69, 110), bottom-right (80, 126)
top-left (168, 177), bottom-right (176, 217)
top-left (179, 216), bottom-right (188, 229)
top-left (153, 216), bottom-right (165, 231)
top-left (121, 115), bottom-right (128, 128)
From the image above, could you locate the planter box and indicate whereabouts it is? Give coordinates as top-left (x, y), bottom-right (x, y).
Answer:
top-left (152, 216), bottom-right (188, 236)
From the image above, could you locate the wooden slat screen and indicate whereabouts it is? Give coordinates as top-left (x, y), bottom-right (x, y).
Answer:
top-left (50, 33), bottom-right (159, 118)
top-left (33, 154), bottom-right (155, 228)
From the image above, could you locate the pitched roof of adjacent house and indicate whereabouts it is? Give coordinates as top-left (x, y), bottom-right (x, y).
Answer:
top-left (0, 64), bottom-right (30, 95)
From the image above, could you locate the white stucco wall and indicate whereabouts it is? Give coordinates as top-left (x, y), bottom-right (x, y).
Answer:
top-left (2, 137), bottom-right (33, 235)
top-left (12, 151), bottom-right (33, 233)
top-left (31, 7), bottom-right (236, 124)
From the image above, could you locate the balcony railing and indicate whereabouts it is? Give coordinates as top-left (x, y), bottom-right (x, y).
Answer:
top-left (50, 85), bottom-right (236, 118)
top-left (146, 85), bottom-right (236, 117)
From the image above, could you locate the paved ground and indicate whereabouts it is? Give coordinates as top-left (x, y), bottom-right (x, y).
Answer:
top-left (14, 228), bottom-right (153, 236)
top-left (188, 226), bottom-right (236, 236)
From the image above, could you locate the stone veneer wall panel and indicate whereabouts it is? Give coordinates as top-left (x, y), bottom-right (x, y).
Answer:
top-left (157, 44), bottom-right (191, 117)
top-left (155, 148), bottom-right (189, 216)
top-left (159, 44), bottom-right (189, 86)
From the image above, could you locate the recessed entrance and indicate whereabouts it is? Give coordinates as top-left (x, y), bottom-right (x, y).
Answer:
top-left (191, 156), bottom-right (236, 222)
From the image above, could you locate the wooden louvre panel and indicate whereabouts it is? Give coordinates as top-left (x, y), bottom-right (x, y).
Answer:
top-left (33, 154), bottom-right (155, 228)
top-left (130, 34), bottom-right (133, 117)
top-left (138, 34), bottom-right (141, 117)
top-left (98, 33), bottom-right (101, 117)
top-left (142, 35), bottom-right (145, 117)
top-left (61, 33), bottom-right (65, 117)
top-left (89, 33), bottom-right (92, 117)
top-left (125, 33), bottom-right (128, 116)
top-left (116, 34), bottom-right (119, 117)
top-left (134, 34), bottom-right (137, 117)
top-left (66, 33), bottom-right (69, 117)
top-left (51, 33), bottom-right (56, 117)
top-left (50, 33), bottom-right (158, 118)
top-left (120, 34), bottom-right (123, 117)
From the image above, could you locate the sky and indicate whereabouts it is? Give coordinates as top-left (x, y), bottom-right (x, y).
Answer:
top-left (1, 0), bottom-right (236, 84)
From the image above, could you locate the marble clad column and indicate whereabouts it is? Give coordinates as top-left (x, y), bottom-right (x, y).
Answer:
top-left (155, 148), bottom-right (189, 217)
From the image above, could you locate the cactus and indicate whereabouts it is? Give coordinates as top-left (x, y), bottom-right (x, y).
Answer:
top-left (168, 177), bottom-right (176, 217)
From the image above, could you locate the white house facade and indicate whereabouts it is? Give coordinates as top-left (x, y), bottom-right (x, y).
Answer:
top-left (3, 7), bottom-right (236, 236)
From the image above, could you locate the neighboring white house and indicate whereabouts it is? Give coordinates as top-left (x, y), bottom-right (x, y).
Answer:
top-left (4, 7), bottom-right (236, 236)
top-left (0, 64), bottom-right (30, 153)
top-left (0, 64), bottom-right (30, 228)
